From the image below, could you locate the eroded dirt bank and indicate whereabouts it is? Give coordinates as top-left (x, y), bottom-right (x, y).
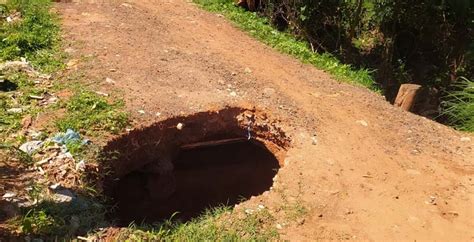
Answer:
top-left (57, 0), bottom-right (473, 240)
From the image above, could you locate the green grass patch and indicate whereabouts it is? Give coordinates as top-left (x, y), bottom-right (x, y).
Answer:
top-left (442, 77), bottom-right (474, 132)
top-left (0, 0), bottom-right (65, 72)
top-left (193, 0), bottom-right (379, 91)
top-left (55, 90), bottom-right (129, 135)
top-left (13, 197), bottom-right (107, 238)
top-left (0, 72), bottom-right (45, 136)
top-left (117, 206), bottom-right (278, 241)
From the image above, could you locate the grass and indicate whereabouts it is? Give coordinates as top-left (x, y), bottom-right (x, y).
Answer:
top-left (442, 77), bottom-right (474, 132)
top-left (0, 72), bottom-right (43, 136)
top-left (0, 0), bottom-right (65, 73)
top-left (0, 0), bottom-right (129, 239)
top-left (193, 0), bottom-right (379, 91)
top-left (55, 89), bottom-right (129, 135)
top-left (116, 206), bottom-right (278, 241)
top-left (14, 197), bottom-right (108, 238)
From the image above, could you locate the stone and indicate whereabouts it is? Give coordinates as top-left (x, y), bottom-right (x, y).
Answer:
top-left (262, 87), bottom-right (275, 97)
top-left (105, 77), bottom-right (116, 84)
top-left (52, 188), bottom-right (76, 203)
top-left (460, 137), bottom-right (471, 142)
top-left (356, 120), bottom-right (368, 127)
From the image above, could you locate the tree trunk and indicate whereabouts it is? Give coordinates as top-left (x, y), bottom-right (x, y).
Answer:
top-left (394, 84), bottom-right (422, 111)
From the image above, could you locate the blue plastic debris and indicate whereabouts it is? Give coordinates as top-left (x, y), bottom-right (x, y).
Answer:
top-left (52, 129), bottom-right (89, 145)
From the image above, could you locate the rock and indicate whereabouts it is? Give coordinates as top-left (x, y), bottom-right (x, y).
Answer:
top-left (311, 136), bottom-right (318, 145)
top-left (244, 67), bottom-right (252, 73)
top-left (0, 200), bottom-right (20, 219)
top-left (52, 188), bottom-right (76, 203)
top-left (460, 137), bottom-right (471, 142)
top-left (105, 77), bottom-right (116, 84)
top-left (297, 218), bottom-right (305, 225)
top-left (356, 120), bottom-right (368, 127)
top-left (66, 59), bottom-right (79, 68)
top-left (69, 215), bottom-right (80, 233)
top-left (262, 87), bottom-right (275, 97)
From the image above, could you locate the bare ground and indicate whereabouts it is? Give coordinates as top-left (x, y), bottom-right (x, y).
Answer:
top-left (55, 0), bottom-right (473, 240)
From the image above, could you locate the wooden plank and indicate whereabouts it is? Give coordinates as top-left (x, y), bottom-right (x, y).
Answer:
top-left (181, 137), bottom-right (247, 150)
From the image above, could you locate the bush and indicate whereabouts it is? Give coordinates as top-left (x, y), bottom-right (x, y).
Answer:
top-left (442, 77), bottom-right (474, 132)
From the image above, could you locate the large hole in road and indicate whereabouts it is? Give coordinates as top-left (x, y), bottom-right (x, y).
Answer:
top-left (100, 107), bottom-right (290, 224)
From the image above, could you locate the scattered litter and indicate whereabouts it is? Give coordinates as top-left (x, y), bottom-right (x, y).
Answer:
top-left (0, 59), bottom-right (37, 76)
top-left (52, 129), bottom-right (89, 146)
top-left (356, 120), bottom-right (368, 127)
top-left (19, 140), bottom-right (43, 155)
top-left (244, 67), bottom-right (252, 73)
top-left (276, 224), bottom-right (283, 229)
top-left (50, 183), bottom-right (61, 190)
top-left (35, 157), bottom-right (52, 166)
top-left (258, 204), bottom-right (265, 210)
top-left (156, 112), bottom-right (161, 117)
top-left (229, 91), bottom-right (237, 97)
top-left (120, 3), bottom-right (133, 8)
top-left (176, 123), bottom-right (184, 130)
top-left (245, 208), bottom-right (254, 214)
top-left (2, 192), bottom-right (16, 199)
top-left (5, 11), bottom-right (21, 23)
top-left (75, 160), bottom-right (86, 171)
top-left (29, 95), bottom-right (44, 100)
top-left (138, 110), bottom-right (146, 114)
top-left (95, 91), bottom-right (109, 97)
top-left (7, 108), bottom-right (22, 113)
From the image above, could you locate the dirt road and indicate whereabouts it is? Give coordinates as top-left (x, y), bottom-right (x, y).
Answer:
top-left (57, 0), bottom-right (473, 240)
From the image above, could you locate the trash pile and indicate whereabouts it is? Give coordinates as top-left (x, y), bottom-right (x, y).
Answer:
top-left (19, 129), bottom-right (90, 188)
top-left (2, 129), bottom-right (90, 210)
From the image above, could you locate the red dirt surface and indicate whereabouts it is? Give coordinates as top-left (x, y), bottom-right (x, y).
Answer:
top-left (56, 0), bottom-right (473, 240)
